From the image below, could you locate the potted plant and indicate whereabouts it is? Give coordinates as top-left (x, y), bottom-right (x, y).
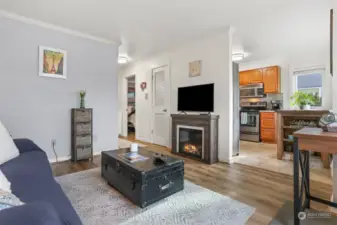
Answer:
top-left (290, 91), bottom-right (317, 110)
top-left (79, 90), bottom-right (86, 108)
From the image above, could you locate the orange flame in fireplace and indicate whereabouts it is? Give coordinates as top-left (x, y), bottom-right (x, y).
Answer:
top-left (184, 144), bottom-right (198, 154)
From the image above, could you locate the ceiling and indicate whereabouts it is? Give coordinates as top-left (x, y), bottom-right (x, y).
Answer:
top-left (0, 0), bottom-right (333, 62)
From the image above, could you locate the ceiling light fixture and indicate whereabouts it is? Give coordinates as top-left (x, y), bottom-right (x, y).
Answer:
top-left (118, 56), bottom-right (128, 64)
top-left (232, 53), bottom-right (245, 62)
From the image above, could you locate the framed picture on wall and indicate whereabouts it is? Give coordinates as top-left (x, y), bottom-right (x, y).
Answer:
top-left (189, 60), bottom-right (202, 77)
top-left (39, 46), bottom-right (67, 79)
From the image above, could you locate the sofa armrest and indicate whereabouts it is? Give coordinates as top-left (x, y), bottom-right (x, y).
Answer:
top-left (13, 139), bottom-right (43, 154)
top-left (0, 202), bottom-right (64, 225)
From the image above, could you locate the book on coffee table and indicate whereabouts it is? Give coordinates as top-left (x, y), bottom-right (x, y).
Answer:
top-left (119, 152), bottom-right (148, 163)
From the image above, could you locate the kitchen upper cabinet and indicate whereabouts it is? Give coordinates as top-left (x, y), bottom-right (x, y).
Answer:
top-left (262, 66), bottom-right (280, 93)
top-left (239, 71), bottom-right (251, 85)
top-left (239, 69), bottom-right (263, 85)
top-left (250, 69), bottom-right (263, 83)
top-left (240, 66), bottom-right (280, 94)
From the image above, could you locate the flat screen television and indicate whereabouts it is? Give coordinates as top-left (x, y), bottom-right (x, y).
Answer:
top-left (178, 83), bottom-right (214, 112)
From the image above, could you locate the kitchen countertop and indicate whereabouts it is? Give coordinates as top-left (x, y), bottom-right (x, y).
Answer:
top-left (276, 109), bottom-right (330, 114)
top-left (259, 110), bottom-right (277, 112)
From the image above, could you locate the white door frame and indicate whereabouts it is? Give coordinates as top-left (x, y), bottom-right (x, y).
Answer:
top-left (122, 74), bottom-right (136, 137)
top-left (151, 65), bottom-right (171, 147)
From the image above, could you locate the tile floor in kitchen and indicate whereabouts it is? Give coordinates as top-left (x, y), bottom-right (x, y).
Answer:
top-left (234, 141), bottom-right (332, 185)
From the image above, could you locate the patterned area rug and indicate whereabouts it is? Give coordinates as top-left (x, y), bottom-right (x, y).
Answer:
top-left (56, 168), bottom-right (255, 225)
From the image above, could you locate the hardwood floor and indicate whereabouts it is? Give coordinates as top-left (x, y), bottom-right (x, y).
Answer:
top-left (52, 138), bottom-right (334, 225)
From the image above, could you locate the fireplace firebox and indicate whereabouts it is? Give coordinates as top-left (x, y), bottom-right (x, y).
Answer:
top-left (178, 126), bottom-right (203, 159)
top-left (171, 114), bottom-right (219, 164)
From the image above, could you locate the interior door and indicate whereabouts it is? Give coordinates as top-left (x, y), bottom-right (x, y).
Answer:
top-left (152, 66), bottom-right (170, 146)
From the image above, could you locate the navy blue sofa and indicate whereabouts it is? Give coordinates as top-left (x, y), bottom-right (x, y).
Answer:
top-left (0, 139), bottom-right (82, 225)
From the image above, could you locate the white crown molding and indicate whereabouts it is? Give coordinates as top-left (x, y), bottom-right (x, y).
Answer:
top-left (0, 10), bottom-right (121, 45)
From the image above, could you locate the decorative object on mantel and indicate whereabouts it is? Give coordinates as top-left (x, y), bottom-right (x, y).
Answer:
top-left (79, 90), bottom-right (86, 109)
top-left (39, 46), bottom-right (67, 79)
top-left (319, 112), bottom-right (337, 132)
top-left (290, 91), bottom-right (318, 110)
top-left (189, 60), bottom-right (202, 77)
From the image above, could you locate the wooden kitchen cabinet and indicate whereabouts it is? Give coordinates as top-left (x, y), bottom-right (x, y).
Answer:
top-left (239, 69), bottom-right (263, 85)
top-left (262, 66), bottom-right (280, 93)
top-left (260, 112), bottom-right (276, 143)
top-left (239, 71), bottom-right (251, 85)
top-left (261, 129), bottom-right (275, 142)
top-left (261, 118), bottom-right (275, 129)
top-left (249, 69), bottom-right (263, 83)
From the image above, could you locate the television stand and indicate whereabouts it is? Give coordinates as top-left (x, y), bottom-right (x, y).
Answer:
top-left (179, 111), bottom-right (187, 114)
top-left (199, 112), bottom-right (211, 115)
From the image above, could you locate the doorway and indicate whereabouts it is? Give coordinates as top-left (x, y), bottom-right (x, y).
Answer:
top-left (126, 75), bottom-right (136, 141)
top-left (152, 65), bottom-right (170, 147)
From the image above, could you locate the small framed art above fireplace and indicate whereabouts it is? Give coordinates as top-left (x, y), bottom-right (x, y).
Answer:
top-left (171, 114), bottom-right (219, 164)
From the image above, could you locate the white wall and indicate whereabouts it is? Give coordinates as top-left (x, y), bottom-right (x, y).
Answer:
top-left (239, 50), bottom-right (332, 109)
top-left (119, 29), bottom-right (234, 163)
top-left (117, 67), bottom-right (125, 136)
top-left (0, 16), bottom-right (119, 161)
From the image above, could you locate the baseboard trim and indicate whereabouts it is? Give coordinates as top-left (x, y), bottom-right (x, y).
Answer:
top-left (219, 158), bottom-right (234, 164)
top-left (49, 156), bottom-right (71, 163)
top-left (49, 152), bottom-right (102, 163)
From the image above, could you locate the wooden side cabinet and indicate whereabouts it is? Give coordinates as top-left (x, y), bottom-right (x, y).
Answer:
top-left (260, 112), bottom-right (276, 143)
top-left (262, 66), bottom-right (280, 93)
top-left (71, 108), bottom-right (93, 162)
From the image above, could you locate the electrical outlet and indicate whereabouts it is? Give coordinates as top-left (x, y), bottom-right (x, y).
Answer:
top-left (52, 139), bottom-right (56, 147)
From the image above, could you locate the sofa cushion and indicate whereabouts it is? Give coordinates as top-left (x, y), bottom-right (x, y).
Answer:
top-left (0, 150), bottom-right (82, 225)
top-left (13, 139), bottom-right (43, 155)
top-left (0, 121), bottom-right (19, 165)
top-left (0, 151), bottom-right (54, 182)
top-left (0, 202), bottom-right (64, 225)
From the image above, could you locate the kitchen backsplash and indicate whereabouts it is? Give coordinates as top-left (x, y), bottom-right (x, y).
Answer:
top-left (265, 93), bottom-right (283, 101)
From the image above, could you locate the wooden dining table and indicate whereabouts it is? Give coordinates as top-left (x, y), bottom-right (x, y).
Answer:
top-left (293, 128), bottom-right (337, 225)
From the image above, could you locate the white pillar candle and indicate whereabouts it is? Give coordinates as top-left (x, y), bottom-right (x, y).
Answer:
top-left (130, 143), bottom-right (138, 152)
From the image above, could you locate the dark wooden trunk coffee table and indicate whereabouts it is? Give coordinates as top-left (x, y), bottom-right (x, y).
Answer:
top-left (101, 147), bottom-right (184, 208)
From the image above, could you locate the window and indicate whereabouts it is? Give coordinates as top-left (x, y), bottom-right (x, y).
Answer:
top-left (294, 67), bottom-right (325, 107)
